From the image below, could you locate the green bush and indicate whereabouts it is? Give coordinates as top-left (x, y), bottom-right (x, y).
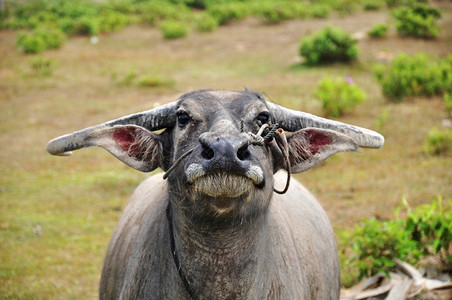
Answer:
top-left (341, 197), bottom-right (452, 280)
top-left (160, 20), bottom-right (189, 39)
top-left (374, 53), bottom-right (452, 102)
top-left (314, 76), bottom-right (366, 117)
top-left (299, 26), bottom-right (358, 65)
top-left (367, 23), bottom-right (389, 38)
top-left (207, 2), bottom-right (249, 25)
top-left (394, 4), bottom-right (442, 39)
top-left (423, 127), bottom-right (452, 156)
top-left (341, 217), bottom-right (421, 279)
top-left (256, 2), bottom-right (296, 24)
top-left (16, 27), bottom-right (66, 54)
top-left (194, 13), bottom-right (218, 32)
top-left (138, 2), bottom-right (190, 26)
top-left (405, 197), bottom-right (452, 263)
top-left (310, 4), bottom-right (331, 18)
top-left (98, 11), bottom-right (131, 33)
top-left (363, 0), bottom-right (385, 10)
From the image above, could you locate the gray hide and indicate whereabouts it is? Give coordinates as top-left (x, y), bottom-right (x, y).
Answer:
top-left (47, 89), bottom-right (384, 300)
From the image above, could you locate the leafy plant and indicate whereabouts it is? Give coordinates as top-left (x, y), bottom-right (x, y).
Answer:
top-left (310, 4), bottom-right (331, 19)
top-left (341, 217), bottom-right (421, 279)
top-left (405, 197), bottom-right (452, 264)
top-left (299, 26), bottom-right (358, 65)
top-left (363, 0), bottom-right (384, 10)
top-left (207, 2), bottom-right (249, 25)
top-left (194, 13), bottom-right (218, 32)
top-left (374, 53), bottom-right (452, 102)
top-left (314, 76), bottom-right (366, 117)
top-left (367, 23), bottom-right (389, 38)
top-left (16, 27), bottom-right (66, 54)
top-left (341, 197), bottom-right (452, 280)
top-left (159, 20), bottom-right (189, 39)
top-left (423, 127), bottom-right (452, 156)
top-left (393, 4), bottom-right (442, 39)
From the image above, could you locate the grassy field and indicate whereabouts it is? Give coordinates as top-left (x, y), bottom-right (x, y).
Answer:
top-left (1, 4), bottom-right (452, 299)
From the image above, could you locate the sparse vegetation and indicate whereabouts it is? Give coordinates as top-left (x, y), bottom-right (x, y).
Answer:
top-left (340, 197), bottom-right (452, 280)
top-left (160, 20), bottom-right (189, 39)
top-left (299, 26), bottom-right (358, 65)
top-left (367, 23), bottom-right (389, 38)
top-left (314, 76), bottom-right (366, 117)
top-left (136, 74), bottom-right (175, 87)
top-left (28, 56), bottom-right (59, 76)
top-left (423, 127), bottom-right (452, 156)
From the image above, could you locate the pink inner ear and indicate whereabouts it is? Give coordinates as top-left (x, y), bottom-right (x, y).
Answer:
top-left (304, 129), bottom-right (332, 155)
top-left (113, 127), bottom-right (137, 152)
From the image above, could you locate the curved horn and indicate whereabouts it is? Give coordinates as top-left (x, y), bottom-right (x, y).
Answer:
top-left (267, 103), bottom-right (384, 148)
top-left (47, 101), bottom-right (177, 156)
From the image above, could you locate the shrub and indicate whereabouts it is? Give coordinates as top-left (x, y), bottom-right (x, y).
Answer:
top-left (405, 197), bottom-right (452, 263)
top-left (367, 23), bottom-right (389, 38)
top-left (341, 217), bottom-right (421, 279)
top-left (160, 20), bottom-right (189, 39)
top-left (194, 13), bottom-right (218, 32)
top-left (363, 0), bottom-right (384, 10)
top-left (341, 197), bottom-right (452, 280)
top-left (374, 53), bottom-right (452, 102)
top-left (257, 2), bottom-right (295, 24)
top-left (423, 127), bottom-right (452, 156)
top-left (394, 4), bottom-right (442, 39)
top-left (299, 26), bottom-right (358, 65)
top-left (310, 4), bottom-right (331, 19)
top-left (28, 56), bottom-right (58, 76)
top-left (207, 2), bottom-right (249, 25)
top-left (138, 2), bottom-right (190, 26)
top-left (314, 76), bottom-right (366, 117)
top-left (98, 11), bottom-right (131, 33)
top-left (16, 27), bottom-right (66, 54)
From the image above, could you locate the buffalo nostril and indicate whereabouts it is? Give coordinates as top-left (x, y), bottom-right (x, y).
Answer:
top-left (201, 145), bottom-right (215, 160)
top-left (237, 144), bottom-right (250, 161)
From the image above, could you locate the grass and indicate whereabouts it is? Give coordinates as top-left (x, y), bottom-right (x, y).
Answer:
top-left (1, 5), bottom-right (452, 298)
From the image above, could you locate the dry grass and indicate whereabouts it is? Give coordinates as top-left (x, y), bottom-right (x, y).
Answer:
top-left (1, 6), bottom-right (451, 298)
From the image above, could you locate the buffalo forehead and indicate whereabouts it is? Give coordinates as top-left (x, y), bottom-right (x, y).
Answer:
top-left (177, 89), bottom-right (268, 121)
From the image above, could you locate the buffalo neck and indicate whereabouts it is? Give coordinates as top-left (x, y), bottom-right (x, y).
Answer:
top-left (168, 199), bottom-right (265, 298)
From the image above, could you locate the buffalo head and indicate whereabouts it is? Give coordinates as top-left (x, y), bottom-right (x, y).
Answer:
top-left (47, 89), bottom-right (383, 226)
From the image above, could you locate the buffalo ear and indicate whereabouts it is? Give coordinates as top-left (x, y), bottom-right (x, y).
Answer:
top-left (89, 125), bottom-right (163, 172)
top-left (286, 128), bottom-right (358, 173)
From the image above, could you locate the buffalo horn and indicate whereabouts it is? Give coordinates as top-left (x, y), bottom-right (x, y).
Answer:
top-left (268, 103), bottom-right (384, 148)
top-left (47, 101), bottom-right (177, 156)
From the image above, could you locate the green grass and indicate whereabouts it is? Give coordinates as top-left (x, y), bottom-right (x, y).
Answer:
top-left (1, 4), bottom-right (452, 297)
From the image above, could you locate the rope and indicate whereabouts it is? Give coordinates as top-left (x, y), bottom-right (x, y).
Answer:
top-left (166, 202), bottom-right (197, 300)
top-left (163, 123), bottom-right (291, 299)
top-left (162, 123), bottom-right (291, 195)
top-left (163, 147), bottom-right (195, 180)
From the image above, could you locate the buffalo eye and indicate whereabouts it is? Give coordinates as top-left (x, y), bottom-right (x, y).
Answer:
top-left (177, 112), bottom-right (191, 128)
top-left (255, 112), bottom-right (270, 125)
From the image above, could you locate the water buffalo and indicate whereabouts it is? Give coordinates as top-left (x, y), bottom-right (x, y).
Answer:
top-left (47, 89), bottom-right (384, 299)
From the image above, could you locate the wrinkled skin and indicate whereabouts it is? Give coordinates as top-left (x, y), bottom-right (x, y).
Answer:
top-left (47, 89), bottom-right (384, 299)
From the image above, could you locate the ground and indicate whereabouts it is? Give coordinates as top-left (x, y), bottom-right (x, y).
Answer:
top-left (0, 5), bottom-right (451, 298)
